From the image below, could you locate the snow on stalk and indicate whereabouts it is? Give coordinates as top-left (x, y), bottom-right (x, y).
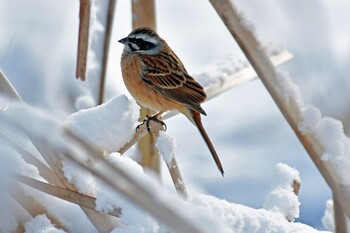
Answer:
top-left (209, 0), bottom-right (350, 217)
top-left (156, 132), bottom-right (188, 199)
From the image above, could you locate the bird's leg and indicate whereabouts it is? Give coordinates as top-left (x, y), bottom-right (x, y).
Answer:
top-left (136, 111), bottom-right (167, 134)
top-left (146, 112), bottom-right (167, 133)
top-left (135, 117), bottom-right (148, 132)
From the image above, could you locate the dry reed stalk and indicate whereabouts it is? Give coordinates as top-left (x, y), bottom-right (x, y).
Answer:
top-left (98, 0), bottom-right (117, 104)
top-left (76, 0), bottom-right (91, 81)
top-left (9, 184), bottom-right (68, 232)
top-left (166, 156), bottom-right (188, 200)
top-left (0, 70), bottom-right (22, 101)
top-left (0, 131), bottom-right (62, 186)
top-left (30, 141), bottom-right (120, 233)
top-left (333, 193), bottom-right (349, 233)
top-left (131, 0), bottom-right (161, 174)
top-left (209, 0), bottom-right (350, 220)
top-left (64, 128), bottom-right (206, 233)
top-left (11, 173), bottom-right (121, 217)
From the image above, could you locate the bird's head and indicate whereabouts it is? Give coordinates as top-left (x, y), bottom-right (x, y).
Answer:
top-left (118, 27), bottom-right (163, 55)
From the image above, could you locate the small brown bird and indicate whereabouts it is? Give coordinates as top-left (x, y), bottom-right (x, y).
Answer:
top-left (119, 27), bottom-right (224, 175)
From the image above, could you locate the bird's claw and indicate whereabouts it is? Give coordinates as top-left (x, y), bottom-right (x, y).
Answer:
top-left (135, 115), bottom-right (167, 134)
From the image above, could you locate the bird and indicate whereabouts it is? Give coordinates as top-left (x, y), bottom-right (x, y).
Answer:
top-left (118, 27), bottom-right (224, 176)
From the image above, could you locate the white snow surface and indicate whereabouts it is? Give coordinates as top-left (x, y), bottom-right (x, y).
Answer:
top-left (190, 194), bottom-right (325, 233)
top-left (65, 95), bottom-right (140, 153)
top-left (263, 163), bottom-right (300, 222)
top-left (156, 131), bottom-right (176, 165)
top-left (24, 214), bottom-right (66, 233)
top-left (276, 70), bottom-right (350, 185)
top-left (2, 0), bottom-right (350, 231)
top-left (63, 150), bottom-right (327, 233)
top-left (63, 153), bottom-right (160, 232)
top-left (0, 96), bottom-right (330, 233)
top-left (300, 106), bottom-right (350, 185)
top-left (321, 200), bottom-right (335, 232)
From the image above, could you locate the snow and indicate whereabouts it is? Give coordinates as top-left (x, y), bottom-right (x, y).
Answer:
top-left (0, 96), bottom-right (331, 232)
top-left (189, 194), bottom-right (323, 233)
top-left (299, 105), bottom-right (350, 185)
top-left (0, 144), bottom-right (41, 183)
top-left (155, 131), bottom-right (176, 165)
top-left (63, 153), bottom-right (161, 232)
top-left (321, 200), bottom-right (335, 232)
top-left (65, 95), bottom-right (140, 153)
top-left (24, 215), bottom-right (66, 233)
top-left (1, 0), bottom-right (350, 231)
top-left (276, 70), bottom-right (303, 108)
top-left (263, 163), bottom-right (300, 222)
top-left (275, 69), bottom-right (350, 186)
top-left (75, 94), bottom-right (96, 110)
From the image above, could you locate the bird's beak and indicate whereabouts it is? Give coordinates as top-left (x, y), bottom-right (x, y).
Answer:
top-left (118, 37), bottom-right (129, 44)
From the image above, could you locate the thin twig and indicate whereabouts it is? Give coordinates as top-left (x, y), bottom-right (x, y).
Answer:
top-left (118, 120), bottom-right (165, 155)
top-left (98, 0), bottom-right (117, 104)
top-left (0, 69), bottom-right (22, 101)
top-left (292, 179), bottom-right (301, 196)
top-left (166, 156), bottom-right (188, 200)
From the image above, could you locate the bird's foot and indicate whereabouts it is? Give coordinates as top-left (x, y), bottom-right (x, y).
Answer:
top-left (136, 115), bottom-right (167, 134)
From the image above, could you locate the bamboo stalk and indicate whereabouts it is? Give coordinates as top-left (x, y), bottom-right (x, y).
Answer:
top-left (76, 0), bottom-right (91, 81)
top-left (209, 0), bottom-right (350, 217)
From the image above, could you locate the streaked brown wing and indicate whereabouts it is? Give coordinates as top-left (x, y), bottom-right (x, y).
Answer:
top-left (140, 53), bottom-right (207, 115)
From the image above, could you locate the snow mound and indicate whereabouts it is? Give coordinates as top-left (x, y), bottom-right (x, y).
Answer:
top-left (263, 163), bottom-right (300, 222)
top-left (190, 194), bottom-right (323, 233)
top-left (156, 131), bottom-right (176, 165)
top-left (322, 200), bottom-right (334, 232)
top-left (65, 95), bottom-right (140, 153)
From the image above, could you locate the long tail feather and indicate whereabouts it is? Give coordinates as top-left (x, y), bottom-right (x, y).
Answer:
top-left (190, 110), bottom-right (224, 176)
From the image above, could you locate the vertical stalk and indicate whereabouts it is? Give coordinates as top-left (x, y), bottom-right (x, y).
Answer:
top-left (131, 0), bottom-right (160, 174)
top-left (98, 0), bottom-right (117, 104)
top-left (76, 0), bottom-right (91, 81)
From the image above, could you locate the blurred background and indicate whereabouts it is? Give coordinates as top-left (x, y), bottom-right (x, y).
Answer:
top-left (1, 0), bottom-right (350, 230)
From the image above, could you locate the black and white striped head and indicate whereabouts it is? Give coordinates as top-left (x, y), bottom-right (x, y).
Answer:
top-left (118, 27), bottom-right (163, 55)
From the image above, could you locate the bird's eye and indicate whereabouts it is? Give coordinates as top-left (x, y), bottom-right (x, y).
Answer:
top-left (130, 38), bottom-right (155, 51)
